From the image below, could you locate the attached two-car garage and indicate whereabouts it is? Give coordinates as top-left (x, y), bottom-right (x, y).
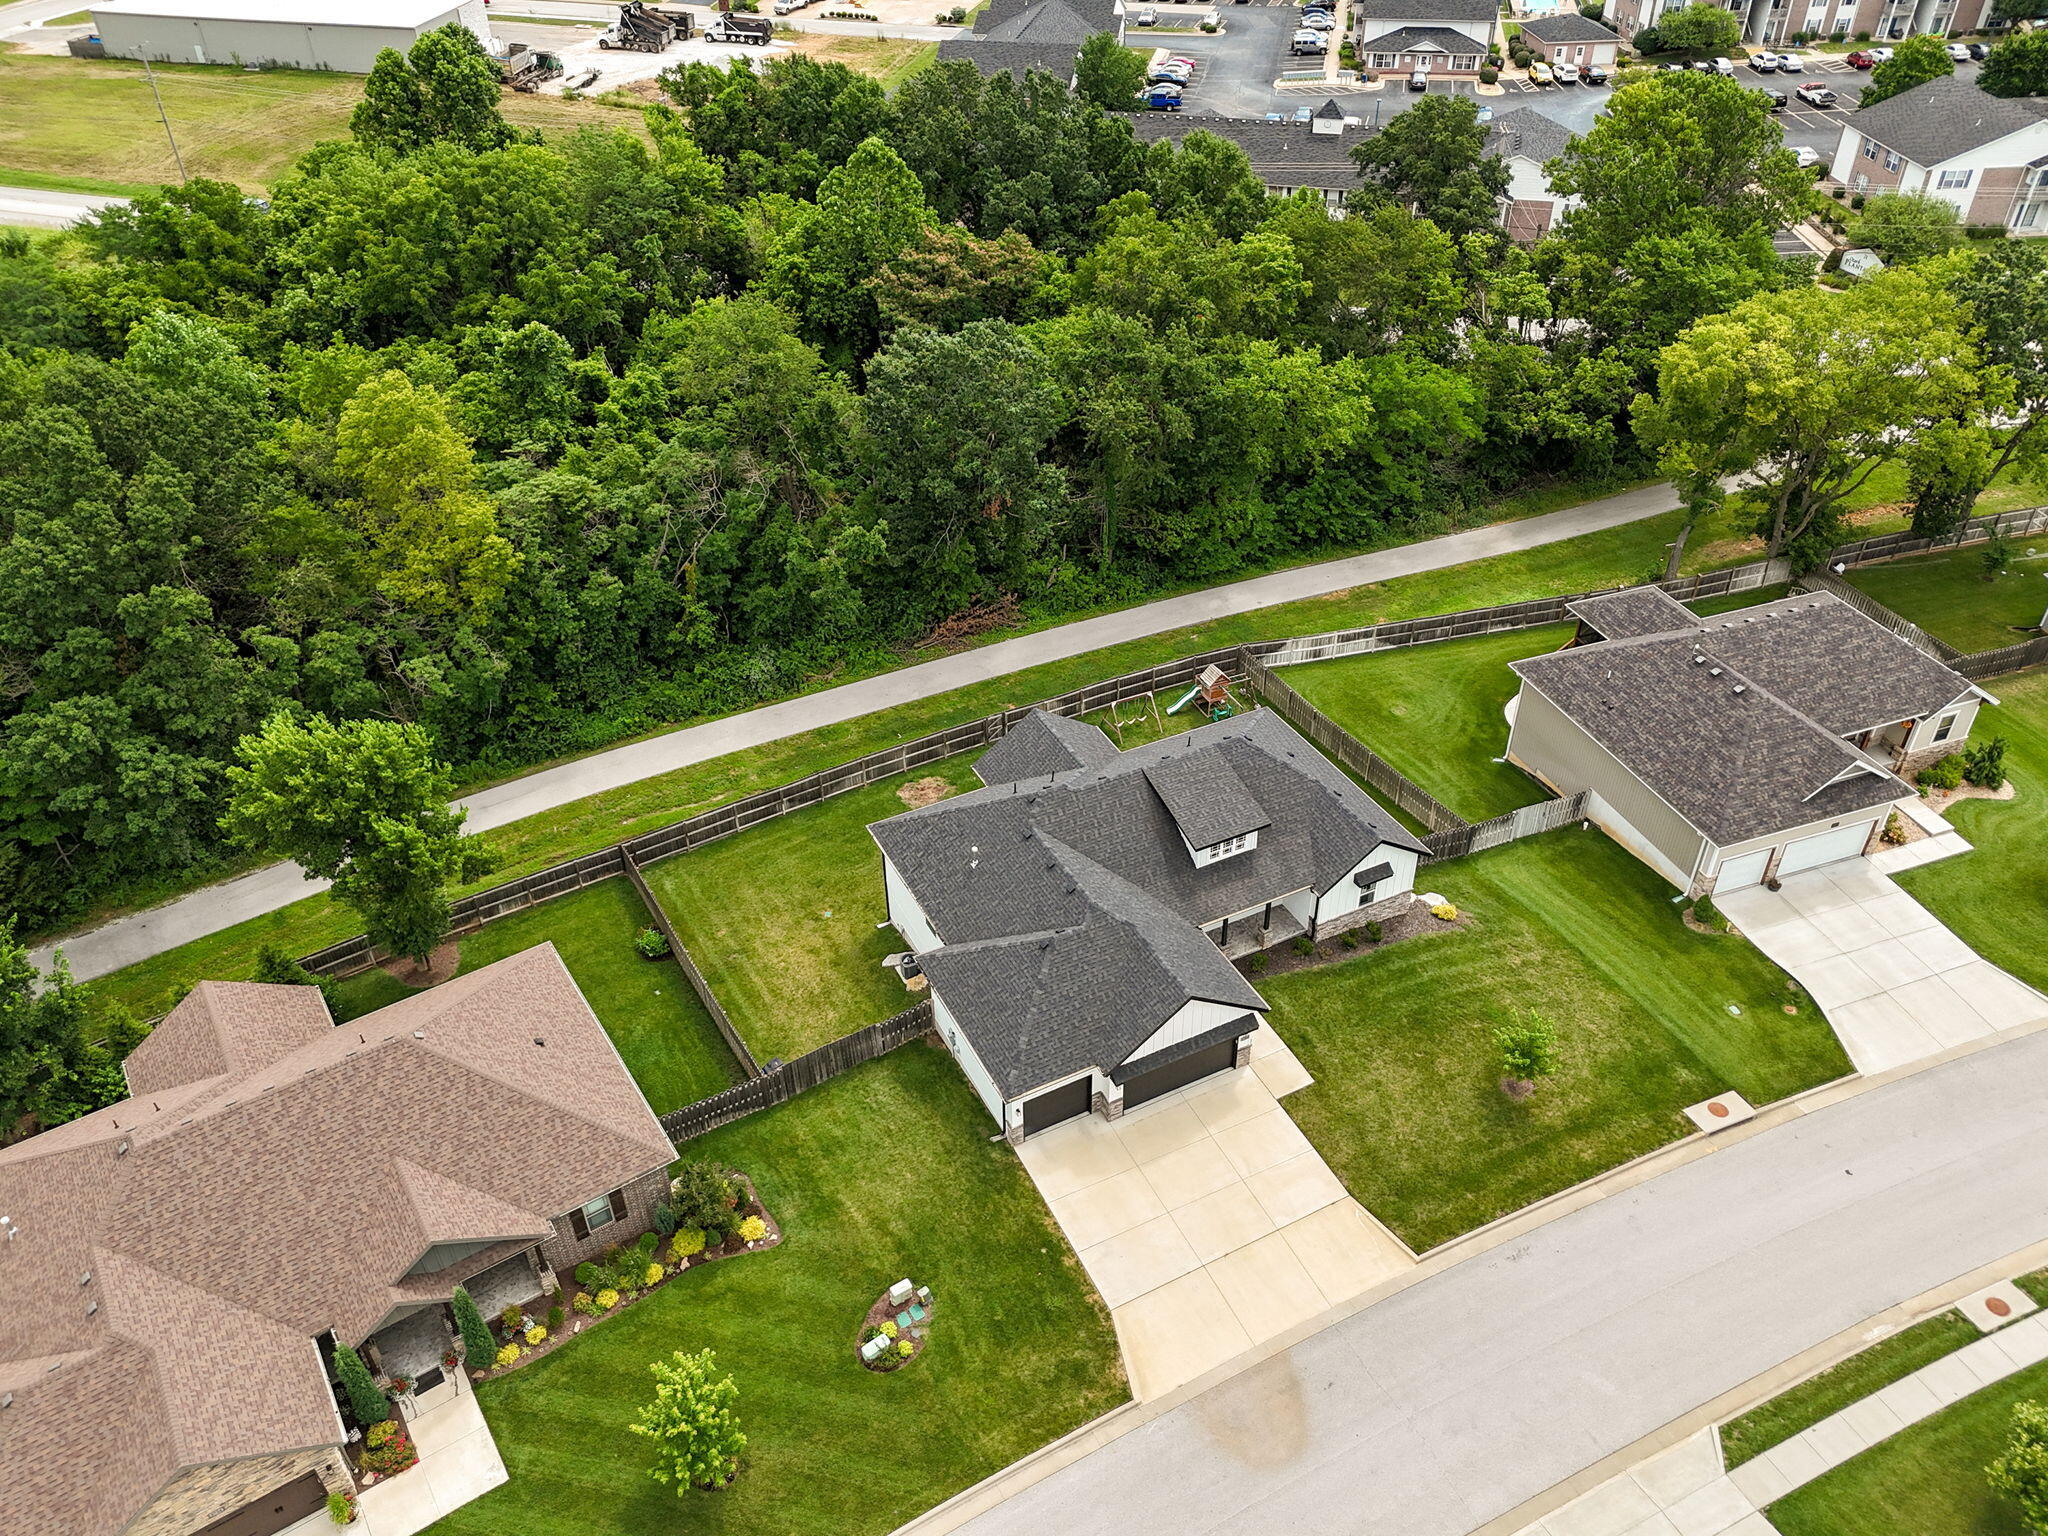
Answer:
top-left (1714, 820), bottom-right (1879, 893)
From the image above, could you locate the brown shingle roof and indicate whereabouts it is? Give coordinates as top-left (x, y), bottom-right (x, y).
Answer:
top-left (0, 944), bottom-right (673, 1536)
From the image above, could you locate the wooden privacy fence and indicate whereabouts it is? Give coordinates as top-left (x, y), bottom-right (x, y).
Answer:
top-left (660, 1000), bottom-right (936, 1145)
top-left (622, 849), bottom-right (761, 1079)
top-left (1827, 505), bottom-right (2048, 569)
top-left (1421, 793), bottom-right (1591, 862)
top-left (1958, 634), bottom-right (2048, 682)
top-left (1241, 654), bottom-right (1470, 834)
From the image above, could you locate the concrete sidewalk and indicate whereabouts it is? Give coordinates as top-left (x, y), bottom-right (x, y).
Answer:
top-left (34, 479), bottom-right (1688, 982)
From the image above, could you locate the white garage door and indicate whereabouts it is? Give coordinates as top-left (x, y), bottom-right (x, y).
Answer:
top-left (1777, 821), bottom-right (1876, 877)
top-left (1714, 848), bottom-right (1771, 893)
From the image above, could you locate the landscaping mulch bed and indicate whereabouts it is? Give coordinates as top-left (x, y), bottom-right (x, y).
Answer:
top-left (1921, 779), bottom-right (2016, 814)
top-left (379, 938), bottom-right (460, 988)
top-left (857, 1284), bottom-right (936, 1372)
top-left (1235, 898), bottom-right (1465, 982)
top-left (467, 1173), bottom-right (782, 1384)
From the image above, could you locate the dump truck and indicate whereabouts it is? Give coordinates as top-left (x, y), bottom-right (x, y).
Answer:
top-left (598, 2), bottom-right (695, 50)
top-left (500, 43), bottom-right (565, 90)
top-left (705, 13), bottom-right (773, 43)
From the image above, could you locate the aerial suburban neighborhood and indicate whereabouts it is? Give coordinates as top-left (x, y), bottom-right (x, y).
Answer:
top-left (5, 0), bottom-right (2048, 1532)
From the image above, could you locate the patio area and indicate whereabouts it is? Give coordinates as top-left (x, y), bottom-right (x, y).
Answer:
top-left (1017, 1022), bottom-right (1412, 1401)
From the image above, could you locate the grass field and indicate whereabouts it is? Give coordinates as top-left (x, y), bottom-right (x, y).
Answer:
top-left (1844, 546), bottom-right (2048, 654)
top-left (0, 51), bottom-right (644, 194)
top-left (326, 878), bottom-right (741, 1114)
top-left (1769, 1357), bottom-right (2048, 1536)
top-left (1720, 1311), bottom-right (1979, 1468)
top-left (1895, 669), bottom-right (2048, 996)
top-left (1268, 831), bottom-right (1850, 1252)
top-left (427, 1044), bottom-right (1126, 1536)
top-left (639, 760), bottom-right (983, 1063)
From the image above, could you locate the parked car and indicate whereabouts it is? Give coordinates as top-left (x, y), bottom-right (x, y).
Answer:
top-left (1149, 64), bottom-right (1191, 82)
top-left (1690, 58), bottom-right (1716, 71)
top-left (1408, 66), bottom-right (1430, 89)
top-left (1776, 51), bottom-right (1803, 71)
top-left (1527, 59), bottom-right (1554, 83)
top-left (1869, 46), bottom-right (1894, 62)
top-left (1796, 81), bottom-right (1836, 106)
top-left (1969, 41), bottom-right (1989, 60)
top-left (1845, 48), bottom-right (1876, 67)
top-left (1290, 28), bottom-right (1326, 52)
top-left (1750, 50), bottom-right (1778, 70)
top-left (1584, 62), bottom-right (1609, 83)
top-left (1757, 86), bottom-right (1787, 110)
top-left (1133, 7), bottom-right (1156, 22)
top-left (1299, 11), bottom-right (1334, 27)
top-left (1794, 145), bottom-right (1821, 168)
top-left (1137, 82), bottom-right (1182, 107)
top-left (1947, 41), bottom-right (1971, 61)
top-left (1713, 55), bottom-right (1735, 75)
top-left (1554, 60), bottom-right (1580, 83)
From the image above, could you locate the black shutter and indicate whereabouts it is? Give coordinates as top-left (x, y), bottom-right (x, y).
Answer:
top-left (608, 1188), bottom-right (628, 1223)
top-left (569, 1206), bottom-right (589, 1241)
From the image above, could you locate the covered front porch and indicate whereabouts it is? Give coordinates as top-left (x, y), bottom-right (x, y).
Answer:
top-left (1204, 889), bottom-right (1314, 960)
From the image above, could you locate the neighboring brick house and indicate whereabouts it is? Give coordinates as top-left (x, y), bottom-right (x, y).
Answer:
top-left (1505, 588), bottom-right (1993, 896)
top-left (0, 944), bottom-right (676, 1536)
top-left (936, 0), bottom-right (1123, 84)
top-left (1352, 0), bottom-right (1499, 79)
top-left (1829, 76), bottom-right (2048, 234)
top-left (1513, 11), bottom-right (1620, 68)
top-left (870, 707), bottom-right (1427, 1141)
top-left (1127, 101), bottom-right (1370, 211)
top-left (1483, 106), bottom-right (1577, 241)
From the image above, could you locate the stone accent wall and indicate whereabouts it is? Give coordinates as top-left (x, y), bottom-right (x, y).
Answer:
top-left (1898, 740), bottom-right (1965, 779)
top-left (126, 1446), bottom-right (351, 1536)
top-left (1317, 891), bottom-right (1420, 941)
top-left (537, 1164), bottom-right (671, 1278)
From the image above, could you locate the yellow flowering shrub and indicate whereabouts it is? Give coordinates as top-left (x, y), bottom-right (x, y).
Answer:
top-left (524, 1326), bottom-right (546, 1345)
top-left (1431, 903), bottom-right (1459, 921)
top-left (494, 1344), bottom-right (520, 1368)
top-left (738, 1215), bottom-right (767, 1243)
top-left (595, 1288), bottom-right (620, 1310)
top-left (879, 1319), bottom-right (898, 1340)
top-left (644, 1263), bottom-right (664, 1287)
top-left (670, 1228), bottom-right (706, 1260)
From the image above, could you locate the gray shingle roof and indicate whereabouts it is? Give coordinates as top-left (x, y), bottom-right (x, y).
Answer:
top-left (939, 0), bottom-right (1114, 77)
top-left (1565, 586), bottom-right (1697, 641)
top-left (1483, 106), bottom-right (1572, 166)
top-left (1143, 748), bottom-right (1273, 848)
top-left (1511, 592), bottom-right (1978, 847)
top-left (1125, 114), bottom-right (1370, 192)
top-left (1360, 23), bottom-right (1489, 52)
top-left (873, 709), bottom-right (1423, 1094)
top-left (1351, 0), bottom-right (1497, 19)
top-left (1847, 76), bottom-right (2048, 168)
top-left (1513, 11), bottom-right (1620, 41)
top-left (975, 710), bottom-right (1119, 786)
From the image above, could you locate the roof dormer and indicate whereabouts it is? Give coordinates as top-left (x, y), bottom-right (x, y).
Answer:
top-left (1142, 748), bottom-right (1272, 868)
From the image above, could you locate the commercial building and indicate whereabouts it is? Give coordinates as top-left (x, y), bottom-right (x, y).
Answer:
top-left (89, 0), bottom-right (487, 73)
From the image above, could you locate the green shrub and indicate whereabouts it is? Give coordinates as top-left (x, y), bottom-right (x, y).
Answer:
top-left (499, 1303), bottom-right (524, 1330)
top-left (1289, 935), bottom-right (1315, 957)
top-left (1340, 929), bottom-right (1360, 948)
top-left (1920, 753), bottom-right (1966, 792)
top-left (1480, 65), bottom-right (1499, 82)
top-left (1982, 535), bottom-right (2014, 577)
top-left (1365, 919), bottom-right (1384, 944)
top-left (1962, 735), bottom-right (2008, 789)
top-left (671, 1227), bottom-right (707, 1261)
top-left (326, 1491), bottom-right (356, 1526)
top-left (546, 1303), bottom-right (565, 1331)
top-left (1246, 953), bottom-right (1269, 975)
top-left (669, 1160), bottom-right (741, 1239)
top-left (574, 1260), bottom-right (599, 1288)
top-left (1495, 1012), bottom-right (1560, 1087)
top-left (636, 1229), bottom-right (659, 1258)
top-left (651, 1200), bottom-right (677, 1235)
top-left (333, 1344), bottom-right (389, 1426)
top-left (1988, 1400), bottom-right (2048, 1529)
top-left (634, 927), bottom-right (672, 959)
top-left (450, 1285), bottom-right (496, 1370)
top-left (1691, 893), bottom-right (1720, 928)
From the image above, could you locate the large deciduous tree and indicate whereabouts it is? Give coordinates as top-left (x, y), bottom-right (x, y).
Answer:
top-left (221, 713), bottom-right (494, 968)
top-left (1952, 240), bottom-right (2048, 490)
top-left (1653, 2), bottom-right (1741, 52)
top-left (1075, 32), bottom-right (1147, 110)
top-left (1981, 30), bottom-right (2048, 97)
top-left (761, 136), bottom-right (932, 356)
top-left (1350, 95), bottom-right (1511, 243)
top-left (351, 24), bottom-right (522, 153)
top-left (0, 932), bottom-right (140, 1142)
top-left (1632, 267), bottom-right (1980, 569)
top-left (1859, 34), bottom-right (1954, 107)
top-left (1845, 190), bottom-right (1960, 262)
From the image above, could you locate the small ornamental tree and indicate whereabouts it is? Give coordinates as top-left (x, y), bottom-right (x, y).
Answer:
top-left (1858, 33), bottom-right (1953, 107)
top-left (1654, 2), bottom-right (1740, 53)
top-left (1074, 31), bottom-right (1146, 110)
top-left (1987, 1399), bottom-right (2048, 1529)
top-left (631, 1349), bottom-right (746, 1492)
top-left (333, 1343), bottom-right (389, 1426)
top-left (1495, 1012), bottom-right (1560, 1095)
top-left (669, 1161), bottom-right (741, 1240)
top-left (450, 1285), bottom-right (496, 1369)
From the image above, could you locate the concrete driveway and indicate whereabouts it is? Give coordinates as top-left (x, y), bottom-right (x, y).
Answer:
top-left (1718, 862), bottom-right (2048, 1075)
top-left (1018, 1022), bottom-right (1411, 1401)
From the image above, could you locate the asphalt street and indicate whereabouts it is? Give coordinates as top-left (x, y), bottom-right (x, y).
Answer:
top-left (0, 185), bottom-right (128, 228)
top-left (31, 478), bottom-right (1693, 981)
top-left (953, 1028), bottom-right (2048, 1536)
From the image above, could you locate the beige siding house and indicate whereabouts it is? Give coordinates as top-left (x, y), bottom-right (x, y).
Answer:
top-left (1829, 77), bottom-right (2048, 235)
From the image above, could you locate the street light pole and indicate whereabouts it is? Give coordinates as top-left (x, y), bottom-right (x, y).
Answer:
top-left (140, 50), bottom-right (188, 182)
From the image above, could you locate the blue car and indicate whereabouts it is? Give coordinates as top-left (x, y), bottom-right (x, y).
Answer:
top-left (1137, 83), bottom-right (1184, 109)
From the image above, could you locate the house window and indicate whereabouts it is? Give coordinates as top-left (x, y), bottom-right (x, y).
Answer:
top-left (1937, 168), bottom-right (1972, 190)
top-left (569, 1188), bottom-right (628, 1240)
top-left (1369, 51), bottom-right (1398, 68)
top-left (1201, 832), bottom-right (1255, 863)
top-left (1884, 150), bottom-right (1902, 172)
top-left (1933, 713), bottom-right (1957, 742)
top-left (1862, 141), bottom-right (1879, 162)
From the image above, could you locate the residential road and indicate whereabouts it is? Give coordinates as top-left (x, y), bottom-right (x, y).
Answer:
top-left (0, 185), bottom-right (129, 229)
top-left (32, 477), bottom-right (1689, 981)
top-left (949, 1028), bottom-right (2048, 1536)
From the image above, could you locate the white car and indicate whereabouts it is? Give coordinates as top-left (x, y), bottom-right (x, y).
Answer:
top-left (1793, 145), bottom-right (1820, 168)
top-left (1750, 50), bottom-right (1778, 70)
top-left (1713, 55), bottom-right (1735, 75)
top-left (1776, 51), bottom-right (1804, 70)
top-left (1947, 41), bottom-right (1971, 61)
top-left (1554, 60), bottom-right (1580, 83)
top-left (1869, 46), bottom-right (1894, 62)
top-left (1299, 11), bottom-right (1334, 26)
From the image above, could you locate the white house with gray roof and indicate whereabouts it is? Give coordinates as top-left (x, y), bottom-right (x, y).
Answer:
top-left (1505, 588), bottom-right (1992, 897)
top-left (1352, 0), bottom-right (1499, 78)
top-left (1484, 108), bottom-right (1576, 242)
top-left (870, 709), bottom-right (1425, 1139)
top-left (1829, 77), bottom-right (2048, 235)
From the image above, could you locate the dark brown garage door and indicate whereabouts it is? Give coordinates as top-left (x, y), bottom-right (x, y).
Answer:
top-left (1122, 1036), bottom-right (1235, 1111)
top-left (195, 1472), bottom-right (330, 1536)
top-left (1020, 1075), bottom-right (1092, 1135)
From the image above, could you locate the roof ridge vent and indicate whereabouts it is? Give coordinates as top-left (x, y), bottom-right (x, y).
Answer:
top-left (1732, 684), bottom-right (1747, 695)
top-left (1709, 667), bottom-right (1723, 677)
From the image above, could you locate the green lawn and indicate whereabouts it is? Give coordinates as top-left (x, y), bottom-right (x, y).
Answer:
top-left (1895, 669), bottom-right (2048, 996)
top-left (1844, 546), bottom-right (2048, 655)
top-left (639, 761), bottom-right (983, 1064)
top-left (1769, 1359), bottom-right (2048, 1536)
top-left (1721, 1311), bottom-right (1980, 1468)
top-left (328, 878), bottom-right (741, 1115)
top-left (1269, 831), bottom-right (1851, 1251)
top-left (428, 1043), bottom-right (1126, 1536)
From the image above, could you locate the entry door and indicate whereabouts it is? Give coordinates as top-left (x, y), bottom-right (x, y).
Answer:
top-left (1777, 821), bottom-right (1875, 877)
top-left (1714, 848), bottom-right (1771, 893)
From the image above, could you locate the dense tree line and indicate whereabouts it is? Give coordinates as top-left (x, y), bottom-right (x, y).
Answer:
top-left (0, 30), bottom-right (2023, 1022)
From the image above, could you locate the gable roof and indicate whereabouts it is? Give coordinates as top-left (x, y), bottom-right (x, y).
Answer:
top-left (1483, 105), bottom-right (1574, 166)
top-left (938, 0), bottom-right (1113, 77)
top-left (1513, 11), bottom-right (1620, 41)
top-left (1126, 114), bottom-right (1371, 192)
top-left (975, 710), bottom-right (1119, 786)
top-left (1511, 592), bottom-right (1977, 847)
top-left (0, 945), bottom-right (673, 1536)
top-left (875, 709), bottom-right (1421, 1095)
top-left (1566, 586), bottom-right (1698, 641)
top-left (1359, 23), bottom-right (1490, 51)
top-left (1847, 75), bottom-right (2048, 168)
top-left (1351, 0), bottom-right (1497, 19)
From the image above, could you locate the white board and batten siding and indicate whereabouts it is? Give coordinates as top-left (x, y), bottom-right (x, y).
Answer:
top-left (930, 989), bottom-right (1010, 1127)
top-left (1121, 997), bottom-right (1257, 1068)
top-left (1904, 698), bottom-right (1980, 756)
top-left (1315, 845), bottom-right (1420, 926)
top-left (882, 855), bottom-right (943, 954)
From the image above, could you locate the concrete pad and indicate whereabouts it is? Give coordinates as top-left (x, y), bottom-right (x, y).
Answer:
top-left (1808, 902), bottom-right (1888, 952)
top-left (1829, 992), bottom-right (1941, 1074)
top-left (1250, 1048), bottom-right (1315, 1099)
top-left (1017, 1119), bottom-right (1135, 1202)
top-left (1860, 889), bottom-right (1942, 939)
top-left (1801, 1413), bottom-right (1867, 1467)
top-left (1992, 1318), bottom-right (2048, 1369)
top-left (1725, 1454), bottom-right (1794, 1509)
top-left (1946, 963), bottom-right (2048, 1028)
top-left (1960, 1279), bottom-right (2039, 1333)
top-left (419, 1428), bottom-right (507, 1507)
top-left (1051, 1166), bottom-right (1168, 1250)
top-left (1544, 1474), bottom-right (1660, 1536)
top-left (1897, 923), bottom-right (1980, 974)
top-left (358, 1468), bottom-right (444, 1536)
top-left (1246, 1019), bottom-right (1290, 1060)
top-left (1247, 1150), bottom-right (1348, 1227)
top-left (1754, 1433), bottom-right (1829, 1492)
top-left (1870, 1371), bottom-right (1944, 1426)
top-left (1662, 1476), bottom-right (1754, 1536)
top-left (1957, 1336), bottom-right (2017, 1386)
top-left (1779, 875), bottom-right (1858, 918)
top-left (1114, 1100), bottom-right (1212, 1165)
top-left (1823, 862), bottom-right (1896, 904)
top-left (1181, 1068), bottom-right (1279, 1134)
top-left (1744, 917), bottom-right (1835, 968)
top-left (1844, 940), bottom-right (1934, 991)
top-left (1718, 887), bottom-right (1795, 931)
top-left (1616, 1517), bottom-right (1681, 1536)
top-left (1207, 1228), bottom-right (1331, 1343)
top-left (1894, 973), bottom-right (1996, 1048)
top-left (1112, 1269), bottom-right (1254, 1401)
top-left (1169, 1180), bottom-right (1276, 1265)
top-left (1275, 1199), bottom-right (1411, 1305)
top-left (1138, 1136), bottom-right (1241, 1207)
top-left (1628, 1429), bottom-right (1723, 1507)
top-left (1914, 1351), bottom-right (1983, 1406)
top-left (1719, 1517), bottom-right (1782, 1536)
top-left (1835, 1392), bottom-right (1905, 1448)
top-left (1079, 1213), bottom-right (1203, 1307)
top-left (1798, 952), bottom-right (1885, 1010)
top-left (1683, 1091), bottom-right (1757, 1134)
top-left (1212, 1106), bottom-right (1316, 1178)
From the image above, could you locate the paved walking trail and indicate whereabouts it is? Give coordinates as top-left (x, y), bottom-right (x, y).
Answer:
top-left (946, 1028), bottom-right (2048, 1536)
top-left (33, 480), bottom-right (1686, 981)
